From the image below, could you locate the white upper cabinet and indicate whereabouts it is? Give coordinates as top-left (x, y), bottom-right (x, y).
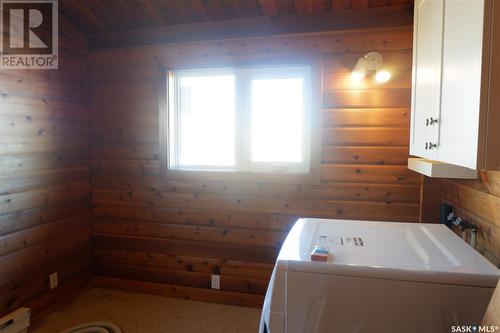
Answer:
top-left (409, 0), bottom-right (500, 178)
top-left (410, 0), bottom-right (444, 161)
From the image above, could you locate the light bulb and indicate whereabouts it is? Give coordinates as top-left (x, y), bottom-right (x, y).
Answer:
top-left (351, 70), bottom-right (365, 81)
top-left (375, 70), bottom-right (391, 83)
top-left (352, 58), bottom-right (368, 82)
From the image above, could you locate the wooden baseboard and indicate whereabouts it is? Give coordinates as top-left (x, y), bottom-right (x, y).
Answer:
top-left (94, 276), bottom-right (264, 308)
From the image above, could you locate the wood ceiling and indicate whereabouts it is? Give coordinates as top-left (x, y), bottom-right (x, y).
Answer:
top-left (61, 0), bottom-right (414, 33)
top-left (59, 0), bottom-right (414, 49)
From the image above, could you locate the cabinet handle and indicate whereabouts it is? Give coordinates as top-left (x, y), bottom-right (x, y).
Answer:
top-left (428, 142), bottom-right (437, 150)
top-left (426, 117), bottom-right (439, 126)
top-left (425, 142), bottom-right (428, 150)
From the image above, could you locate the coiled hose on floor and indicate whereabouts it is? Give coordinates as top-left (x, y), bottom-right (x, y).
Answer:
top-left (60, 322), bottom-right (121, 333)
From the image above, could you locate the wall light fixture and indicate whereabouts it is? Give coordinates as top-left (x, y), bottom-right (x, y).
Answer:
top-left (352, 51), bottom-right (391, 84)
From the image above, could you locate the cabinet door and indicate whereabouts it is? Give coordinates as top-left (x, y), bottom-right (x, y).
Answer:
top-left (438, 0), bottom-right (485, 170)
top-left (410, 0), bottom-right (444, 160)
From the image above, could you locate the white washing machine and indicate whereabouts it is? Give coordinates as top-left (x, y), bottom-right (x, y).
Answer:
top-left (259, 218), bottom-right (500, 333)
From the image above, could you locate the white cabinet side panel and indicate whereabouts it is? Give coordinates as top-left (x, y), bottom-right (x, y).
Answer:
top-left (438, 0), bottom-right (485, 169)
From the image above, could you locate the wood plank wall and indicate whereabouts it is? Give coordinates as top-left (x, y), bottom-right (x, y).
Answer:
top-left (441, 172), bottom-right (500, 267)
top-left (0, 16), bottom-right (91, 319)
top-left (88, 27), bottom-right (420, 306)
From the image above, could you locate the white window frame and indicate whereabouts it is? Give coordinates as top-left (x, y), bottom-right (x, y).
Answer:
top-left (159, 60), bottom-right (322, 185)
top-left (168, 68), bottom-right (237, 172)
top-left (241, 66), bottom-right (312, 174)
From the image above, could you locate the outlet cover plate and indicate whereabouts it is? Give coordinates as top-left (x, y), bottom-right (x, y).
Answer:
top-left (211, 274), bottom-right (220, 290)
top-left (49, 272), bottom-right (58, 290)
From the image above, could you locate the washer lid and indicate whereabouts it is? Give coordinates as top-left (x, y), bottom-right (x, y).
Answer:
top-left (279, 218), bottom-right (500, 287)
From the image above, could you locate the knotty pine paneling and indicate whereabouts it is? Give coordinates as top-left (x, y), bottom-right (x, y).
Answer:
top-left (88, 26), bottom-right (419, 306)
top-left (0, 16), bottom-right (91, 319)
top-left (441, 172), bottom-right (500, 267)
top-left (60, 0), bottom-right (412, 35)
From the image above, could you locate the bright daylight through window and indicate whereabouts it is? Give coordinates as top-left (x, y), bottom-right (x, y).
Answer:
top-left (167, 66), bottom-right (312, 175)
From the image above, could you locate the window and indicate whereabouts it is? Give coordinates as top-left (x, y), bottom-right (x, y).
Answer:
top-left (172, 71), bottom-right (236, 169)
top-left (162, 64), bottom-right (319, 182)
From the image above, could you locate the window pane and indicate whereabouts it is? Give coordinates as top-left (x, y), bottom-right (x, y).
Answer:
top-left (250, 78), bottom-right (304, 163)
top-left (178, 75), bottom-right (235, 168)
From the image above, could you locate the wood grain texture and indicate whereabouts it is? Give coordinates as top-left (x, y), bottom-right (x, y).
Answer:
top-left (59, 0), bottom-right (413, 35)
top-left (85, 8), bottom-right (413, 50)
top-left (88, 27), bottom-right (419, 305)
top-left (442, 172), bottom-right (500, 266)
top-left (419, 176), bottom-right (441, 223)
top-left (95, 276), bottom-right (264, 308)
top-left (0, 17), bottom-right (90, 318)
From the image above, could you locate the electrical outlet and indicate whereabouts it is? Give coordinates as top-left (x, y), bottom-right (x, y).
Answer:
top-left (211, 274), bottom-right (220, 290)
top-left (49, 272), bottom-right (58, 290)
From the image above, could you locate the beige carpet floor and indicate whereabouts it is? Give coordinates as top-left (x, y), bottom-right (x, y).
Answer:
top-left (32, 288), bottom-right (261, 333)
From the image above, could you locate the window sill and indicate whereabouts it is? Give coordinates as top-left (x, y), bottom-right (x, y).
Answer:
top-left (161, 168), bottom-right (320, 185)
